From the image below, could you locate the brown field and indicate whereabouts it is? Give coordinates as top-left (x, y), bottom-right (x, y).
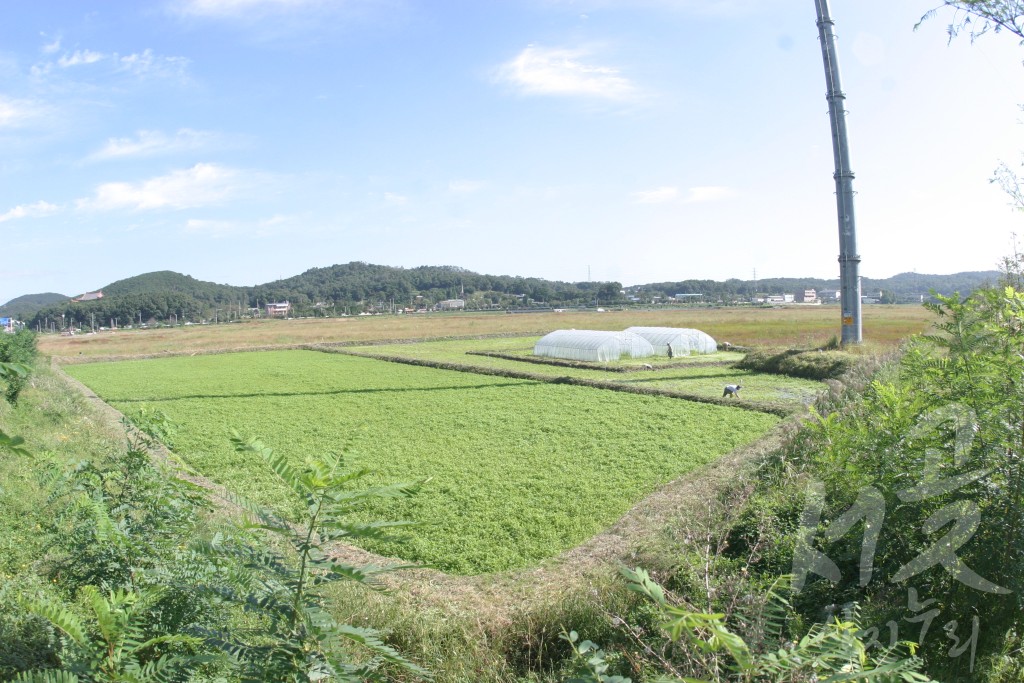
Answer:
top-left (41, 305), bottom-right (936, 360)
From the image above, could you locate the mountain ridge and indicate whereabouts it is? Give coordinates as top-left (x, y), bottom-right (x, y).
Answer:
top-left (4, 263), bottom-right (1002, 327)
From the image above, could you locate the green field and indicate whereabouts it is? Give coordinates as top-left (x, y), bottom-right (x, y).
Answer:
top-left (66, 350), bottom-right (780, 574)
top-left (345, 337), bottom-right (824, 408)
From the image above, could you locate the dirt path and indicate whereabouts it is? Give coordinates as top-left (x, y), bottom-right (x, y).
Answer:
top-left (53, 356), bottom-right (792, 625)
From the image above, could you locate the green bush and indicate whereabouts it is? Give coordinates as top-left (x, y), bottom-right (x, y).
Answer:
top-left (0, 579), bottom-right (60, 679)
top-left (735, 348), bottom-right (854, 380)
top-left (0, 330), bottom-right (38, 404)
top-left (566, 570), bottom-right (934, 682)
top-left (721, 286), bottom-right (1024, 679)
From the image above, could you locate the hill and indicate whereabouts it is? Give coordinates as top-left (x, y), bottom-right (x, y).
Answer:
top-left (0, 292), bottom-right (69, 320)
top-left (635, 270), bottom-right (1000, 303)
top-left (102, 271), bottom-right (243, 302)
top-left (16, 264), bottom-right (1002, 330)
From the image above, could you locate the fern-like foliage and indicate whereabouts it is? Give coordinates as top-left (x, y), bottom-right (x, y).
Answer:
top-left (566, 569), bottom-right (936, 683)
top-left (0, 329), bottom-right (36, 404)
top-left (194, 433), bottom-right (430, 681)
top-left (0, 361), bottom-right (31, 455)
top-left (15, 586), bottom-right (203, 682)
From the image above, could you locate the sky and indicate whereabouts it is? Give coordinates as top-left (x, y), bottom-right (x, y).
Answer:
top-left (2, 0), bottom-right (1024, 303)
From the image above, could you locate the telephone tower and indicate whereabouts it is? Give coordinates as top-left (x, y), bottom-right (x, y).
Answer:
top-left (815, 0), bottom-right (862, 344)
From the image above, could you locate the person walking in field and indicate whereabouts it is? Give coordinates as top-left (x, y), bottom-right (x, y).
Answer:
top-left (667, 342), bottom-right (674, 359)
top-left (723, 384), bottom-right (742, 398)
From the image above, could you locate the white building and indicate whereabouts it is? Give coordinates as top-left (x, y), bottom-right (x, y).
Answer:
top-left (436, 299), bottom-right (465, 311)
top-left (265, 301), bottom-right (291, 317)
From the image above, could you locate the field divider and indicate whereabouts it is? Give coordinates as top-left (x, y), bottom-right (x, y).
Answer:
top-left (466, 350), bottom-right (738, 372)
top-left (309, 345), bottom-right (794, 417)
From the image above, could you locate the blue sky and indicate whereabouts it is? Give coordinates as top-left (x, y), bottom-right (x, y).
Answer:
top-left (2, 0), bottom-right (1023, 302)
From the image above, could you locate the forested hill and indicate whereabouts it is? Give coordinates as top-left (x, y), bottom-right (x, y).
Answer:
top-left (10, 263), bottom-right (1002, 329)
top-left (0, 293), bottom-right (69, 320)
top-left (102, 271), bottom-right (242, 301)
top-left (17, 263), bottom-right (617, 329)
top-left (253, 262), bottom-right (610, 308)
top-left (639, 270), bottom-right (1000, 303)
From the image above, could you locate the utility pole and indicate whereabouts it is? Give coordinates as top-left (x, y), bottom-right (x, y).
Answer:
top-left (815, 0), bottom-right (862, 344)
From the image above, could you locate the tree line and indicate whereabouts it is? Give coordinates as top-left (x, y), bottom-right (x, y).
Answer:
top-left (21, 261), bottom-right (1001, 331)
top-left (24, 263), bottom-right (624, 329)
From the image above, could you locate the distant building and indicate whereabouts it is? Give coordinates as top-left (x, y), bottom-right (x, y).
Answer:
top-left (71, 290), bottom-right (104, 302)
top-left (1, 317), bottom-right (14, 333)
top-left (265, 301), bottom-right (291, 317)
top-left (818, 289), bottom-right (840, 300)
top-left (436, 299), bottom-right (465, 311)
top-left (765, 294), bottom-right (795, 304)
top-left (795, 289), bottom-right (818, 303)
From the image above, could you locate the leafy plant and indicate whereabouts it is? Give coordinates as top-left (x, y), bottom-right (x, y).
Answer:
top-left (13, 585), bottom-right (204, 683)
top-left (565, 569), bottom-right (934, 683)
top-left (41, 440), bottom-right (207, 595)
top-left (194, 433), bottom-right (430, 681)
top-left (0, 361), bottom-right (31, 456)
top-left (0, 330), bottom-right (38, 405)
top-left (722, 279), bottom-right (1024, 678)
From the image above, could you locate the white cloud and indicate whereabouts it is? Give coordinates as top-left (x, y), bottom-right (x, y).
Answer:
top-left (41, 35), bottom-right (62, 54)
top-left (383, 192), bottom-right (408, 205)
top-left (683, 186), bottom-right (736, 203)
top-left (448, 179), bottom-right (485, 193)
top-left (88, 129), bottom-right (219, 161)
top-left (31, 48), bottom-right (189, 82)
top-left (0, 201), bottom-right (60, 223)
top-left (174, 0), bottom-right (325, 17)
top-left (78, 163), bottom-right (243, 211)
top-left (116, 49), bottom-right (190, 79)
top-left (57, 50), bottom-right (105, 68)
top-left (0, 96), bottom-right (45, 128)
top-left (495, 45), bottom-right (636, 100)
top-left (632, 186), bottom-right (678, 203)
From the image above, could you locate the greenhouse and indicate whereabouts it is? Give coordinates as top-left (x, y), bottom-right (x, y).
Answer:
top-left (533, 330), bottom-right (655, 362)
top-left (625, 327), bottom-right (718, 356)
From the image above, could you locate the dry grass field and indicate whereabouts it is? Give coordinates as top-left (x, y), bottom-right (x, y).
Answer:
top-left (41, 305), bottom-right (935, 360)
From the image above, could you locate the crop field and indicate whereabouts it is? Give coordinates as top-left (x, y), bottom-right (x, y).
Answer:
top-left (65, 350), bottom-right (780, 574)
top-left (343, 338), bottom-right (824, 409)
top-left (41, 304), bottom-right (935, 360)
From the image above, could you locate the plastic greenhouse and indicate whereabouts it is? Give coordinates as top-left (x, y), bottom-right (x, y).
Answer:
top-left (625, 327), bottom-right (718, 356)
top-left (533, 330), bottom-right (655, 362)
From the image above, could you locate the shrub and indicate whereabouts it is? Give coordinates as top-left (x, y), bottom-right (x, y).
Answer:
top-left (0, 330), bottom-right (38, 404)
top-left (722, 285), bottom-right (1024, 679)
top-left (566, 569), bottom-right (935, 682)
top-left (735, 348), bottom-right (854, 380)
top-left (194, 433), bottom-right (430, 681)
